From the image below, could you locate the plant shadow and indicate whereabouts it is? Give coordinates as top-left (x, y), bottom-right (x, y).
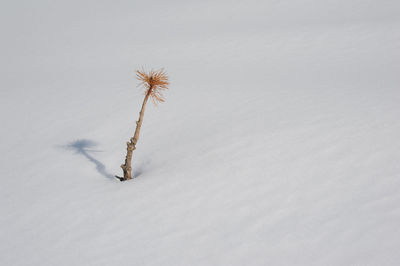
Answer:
top-left (65, 139), bottom-right (114, 179)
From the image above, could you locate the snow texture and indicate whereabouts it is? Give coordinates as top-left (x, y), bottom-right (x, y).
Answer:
top-left (1, 0), bottom-right (400, 265)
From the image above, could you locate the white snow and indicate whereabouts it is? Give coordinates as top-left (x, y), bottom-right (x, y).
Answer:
top-left (1, 0), bottom-right (400, 265)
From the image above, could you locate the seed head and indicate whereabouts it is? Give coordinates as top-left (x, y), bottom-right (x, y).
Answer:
top-left (136, 69), bottom-right (169, 104)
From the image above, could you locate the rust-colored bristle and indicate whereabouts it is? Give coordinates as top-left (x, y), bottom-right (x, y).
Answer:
top-left (136, 69), bottom-right (169, 104)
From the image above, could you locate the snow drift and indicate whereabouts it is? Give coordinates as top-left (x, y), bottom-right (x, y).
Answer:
top-left (1, 0), bottom-right (400, 265)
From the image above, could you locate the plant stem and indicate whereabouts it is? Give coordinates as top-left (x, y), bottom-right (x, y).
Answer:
top-left (120, 90), bottom-right (151, 180)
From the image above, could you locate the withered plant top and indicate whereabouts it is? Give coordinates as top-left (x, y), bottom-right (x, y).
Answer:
top-left (136, 69), bottom-right (169, 104)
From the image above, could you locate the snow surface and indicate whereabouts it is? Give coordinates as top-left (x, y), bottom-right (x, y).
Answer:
top-left (1, 0), bottom-right (400, 265)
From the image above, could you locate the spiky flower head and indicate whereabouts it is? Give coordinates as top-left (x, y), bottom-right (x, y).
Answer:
top-left (136, 69), bottom-right (169, 104)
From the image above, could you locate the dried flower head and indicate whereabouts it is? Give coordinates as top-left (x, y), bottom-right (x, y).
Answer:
top-left (136, 69), bottom-right (169, 104)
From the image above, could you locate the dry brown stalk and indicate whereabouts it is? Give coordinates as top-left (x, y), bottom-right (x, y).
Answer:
top-left (117, 69), bottom-right (169, 181)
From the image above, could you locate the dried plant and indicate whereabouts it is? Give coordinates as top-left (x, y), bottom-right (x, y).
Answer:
top-left (117, 69), bottom-right (169, 181)
top-left (136, 69), bottom-right (169, 104)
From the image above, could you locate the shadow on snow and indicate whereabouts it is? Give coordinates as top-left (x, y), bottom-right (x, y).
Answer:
top-left (65, 139), bottom-right (114, 179)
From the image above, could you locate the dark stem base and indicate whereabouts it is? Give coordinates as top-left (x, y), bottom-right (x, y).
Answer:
top-left (115, 175), bottom-right (127, 182)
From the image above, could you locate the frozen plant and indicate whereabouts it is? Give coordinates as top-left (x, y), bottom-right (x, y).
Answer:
top-left (117, 69), bottom-right (169, 181)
